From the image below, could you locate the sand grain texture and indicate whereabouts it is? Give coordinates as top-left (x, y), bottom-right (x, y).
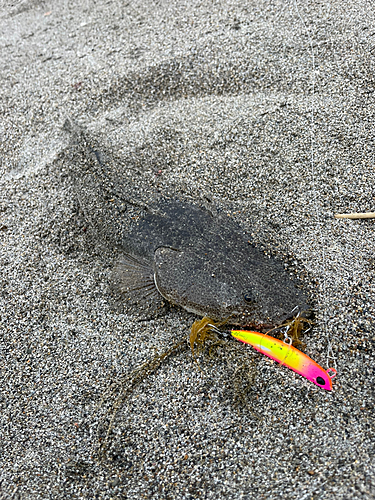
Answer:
top-left (1, 0), bottom-right (374, 499)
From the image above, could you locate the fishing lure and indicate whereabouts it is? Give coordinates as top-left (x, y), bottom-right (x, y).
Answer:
top-left (231, 329), bottom-right (336, 390)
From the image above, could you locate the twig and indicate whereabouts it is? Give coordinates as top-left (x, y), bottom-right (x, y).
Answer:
top-left (334, 212), bottom-right (375, 219)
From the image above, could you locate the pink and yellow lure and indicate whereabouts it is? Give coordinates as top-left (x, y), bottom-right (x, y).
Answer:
top-left (231, 330), bottom-right (336, 391)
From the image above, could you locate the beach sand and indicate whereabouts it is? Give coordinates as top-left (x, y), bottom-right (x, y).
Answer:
top-left (1, 0), bottom-right (374, 498)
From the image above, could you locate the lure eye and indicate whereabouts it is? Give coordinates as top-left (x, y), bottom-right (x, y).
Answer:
top-left (243, 292), bottom-right (256, 303)
top-left (316, 376), bottom-right (325, 386)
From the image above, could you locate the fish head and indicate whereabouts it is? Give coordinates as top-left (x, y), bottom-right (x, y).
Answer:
top-left (153, 244), bottom-right (309, 327)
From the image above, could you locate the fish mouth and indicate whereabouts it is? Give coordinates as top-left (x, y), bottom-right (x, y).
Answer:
top-left (227, 304), bottom-right (311, 331)
top-left (182, 307), bottom-right (275, 331)
top-left (279, 305), bottom-right (306, 324)
top-left (175, 301), bottom-right (309, 332)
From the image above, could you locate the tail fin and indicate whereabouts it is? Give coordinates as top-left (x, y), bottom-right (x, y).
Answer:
top-left (62, 120), bottom-right (147, 249)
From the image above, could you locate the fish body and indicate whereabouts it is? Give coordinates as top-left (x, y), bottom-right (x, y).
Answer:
top-left (116, 199), bottom-right (309, 326)
top-left (231, 330), bottom-right (334, 390)
top-left (66, 127), bottom-right (309, 326)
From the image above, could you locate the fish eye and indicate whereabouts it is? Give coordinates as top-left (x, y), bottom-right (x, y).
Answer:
top-left (316, 376), bottom-right (325, 386)
top-left (243, 292), bottom-right (255, 303)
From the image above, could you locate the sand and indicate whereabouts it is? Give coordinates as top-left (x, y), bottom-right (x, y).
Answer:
top-left (0, 0), bottom-right (374, 498)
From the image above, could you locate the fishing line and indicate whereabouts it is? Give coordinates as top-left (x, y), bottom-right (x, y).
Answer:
top-left (292, 0), bottom-right (337, 371)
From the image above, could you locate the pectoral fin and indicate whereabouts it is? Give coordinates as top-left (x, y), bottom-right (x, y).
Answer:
top-left (112, 253), bottom-right (159, 302)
